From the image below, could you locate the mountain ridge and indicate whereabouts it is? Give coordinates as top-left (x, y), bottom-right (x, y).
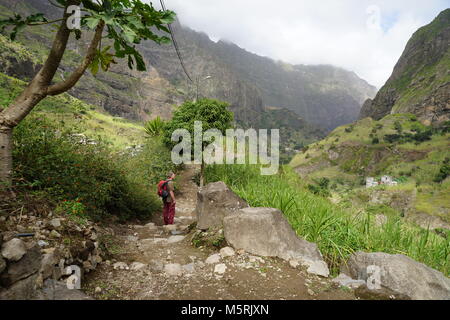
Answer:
top-left (0, 0), bottom-right (376, 134)
top-left (360, 9), bottom-right (450, 125)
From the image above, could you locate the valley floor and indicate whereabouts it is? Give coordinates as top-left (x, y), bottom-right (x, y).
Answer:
top-left (82, 166), bottom-right (355, 300)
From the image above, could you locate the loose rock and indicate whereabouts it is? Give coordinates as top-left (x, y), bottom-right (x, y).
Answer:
top-left (49, 230), bottom-right (61, 239)
top-left (1, 238), bottom-right (27, 262)
top-left (0, 243), bottom-right (42, 287)
top-left (130, 262), bottom-right (147, 271)
top-left (205, 253), bottom-right (221, 265)
top-left (214, 264), bottom-right (227, 275)
top-left (49, 218), bottom-right (61, 229)
top-left (113, 262), bottom-right (129, 270)
top-left (167, 235), bottom-right (185, 244)
top-left (164, 263), bottom-right (183, 277)
top-left (220, 247), bottom-right (235, 258)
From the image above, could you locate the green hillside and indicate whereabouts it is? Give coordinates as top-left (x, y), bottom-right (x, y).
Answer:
top-left (0, 71), bottom-right (146, 149)
top-left (290, 114), bottom-right (450, 227)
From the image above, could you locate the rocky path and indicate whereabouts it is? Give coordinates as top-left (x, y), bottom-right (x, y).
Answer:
top-left (83, 165), bottom-right (355, 300)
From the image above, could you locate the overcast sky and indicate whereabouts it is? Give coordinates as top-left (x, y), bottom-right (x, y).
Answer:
top-left (158, 0), bottom-right (449, 88)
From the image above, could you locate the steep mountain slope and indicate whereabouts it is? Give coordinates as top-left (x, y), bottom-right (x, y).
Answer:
top-left (0, 0), bottom-right (375, 133)
top-left (142, 24), bottom-right (377, 131)
top-left (291, 11), bottom-right (450, 230)
top-left (360, 9), bottom-right (450, 125)
top-left (290, 114), bottom-right (449, 228)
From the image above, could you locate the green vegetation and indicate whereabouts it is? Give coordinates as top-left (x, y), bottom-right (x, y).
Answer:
top-left (434, 157), bottom-right (450, 183)
top-left (144, 116), bottom-right (166, 137)
top-left (290, 114), bottom-right (450, 223)
top-left (0, 72), bottom-right (146, 149)
top-left (163, 98), bottom-right (234, 147)
top-left (205, 164), bottom-right (449, 276)
top-left (12, 115), bottom-right (166, 221)
top-left (0, 66), bottom-right (173, 222)
top-left (164, 98), bottom-right (234, 185)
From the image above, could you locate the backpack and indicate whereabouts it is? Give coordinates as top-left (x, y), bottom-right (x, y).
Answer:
top-left (157, 180), bottom-right (170, 200)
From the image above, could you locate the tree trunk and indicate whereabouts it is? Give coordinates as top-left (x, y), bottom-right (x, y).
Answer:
top-left (0, 126), bottom-right (13, 188)
top-left (0, 4), bottom-right (103, 186)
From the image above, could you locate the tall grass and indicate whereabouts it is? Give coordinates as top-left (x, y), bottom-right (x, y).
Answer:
top-left (205, 164), bottom-right (450, 276)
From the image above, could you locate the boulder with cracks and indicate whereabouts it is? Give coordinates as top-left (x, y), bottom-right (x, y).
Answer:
top-left (224, 207), bottom-right (329, 277)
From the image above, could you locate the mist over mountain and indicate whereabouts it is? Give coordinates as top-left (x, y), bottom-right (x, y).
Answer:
top-left (141, 21), bottom-right (377, 131)
top-left (0, 0), bottom-right (376, 134)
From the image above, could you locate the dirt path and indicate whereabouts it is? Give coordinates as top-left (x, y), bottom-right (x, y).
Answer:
top-left (83, 165), bottom-right (355, 300)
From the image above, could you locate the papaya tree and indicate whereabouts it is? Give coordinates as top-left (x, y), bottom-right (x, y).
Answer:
top-left (0, 0), bottom-right (175, 186)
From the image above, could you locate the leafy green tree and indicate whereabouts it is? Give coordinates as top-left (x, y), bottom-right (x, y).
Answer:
top-left (0, 0), bottom-right (175, 186)
top-left (164, 98), bottom-right (234, 186)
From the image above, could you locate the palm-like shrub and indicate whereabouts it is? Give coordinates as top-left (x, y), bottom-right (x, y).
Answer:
top-left (144, 116), bottom-right (166, 137)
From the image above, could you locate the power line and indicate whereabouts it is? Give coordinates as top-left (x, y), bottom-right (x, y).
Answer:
top-left (159, 0), bottom-right (193, 83)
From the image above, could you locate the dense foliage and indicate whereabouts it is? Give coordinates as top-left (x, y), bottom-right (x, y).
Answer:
top-left (163, 98), bottom-right (234, 149)
top-left (12, 115), bottom-right (171, 221)
top-left (0, 0), bottom-right (175, 73)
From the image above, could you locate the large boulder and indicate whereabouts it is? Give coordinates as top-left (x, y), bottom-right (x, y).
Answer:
top-left (0, 273), bottom-right (40, 300)
top-left (34, 279), bottom-right (93, 300)
top-left (224, 207), bottom-right (329, 277)
top-left (342, 252), bottom-right (450, 300)
top-left (0, 243), bottom-right (42, 287)
top-left (196, 181), bottom-right (249, 230)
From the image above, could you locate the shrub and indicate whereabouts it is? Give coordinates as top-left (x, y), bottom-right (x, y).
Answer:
top-left (13, 116), bottom-right (162, 221)
top-left (434, 158), bottom-right (450, 183)
top-left (394, 121), bottom-right (403, 133)
top-left (144, 116), bottom-right (166, 137)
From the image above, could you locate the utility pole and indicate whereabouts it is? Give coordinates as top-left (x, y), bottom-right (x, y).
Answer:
top-left (195, 75), bottom-right (212, 102)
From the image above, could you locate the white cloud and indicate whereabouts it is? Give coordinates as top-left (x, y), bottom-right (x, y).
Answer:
top-left (161, 0), bottom-right (449, 88)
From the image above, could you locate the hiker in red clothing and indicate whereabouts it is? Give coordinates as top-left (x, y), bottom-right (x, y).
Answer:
top-left (158, 172), bottom-right (176, 225)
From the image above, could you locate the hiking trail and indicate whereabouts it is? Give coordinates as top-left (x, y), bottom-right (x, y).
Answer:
top-left (83, 165), bottom-right (355, 300)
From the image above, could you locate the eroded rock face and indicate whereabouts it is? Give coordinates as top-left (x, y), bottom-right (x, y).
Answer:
top-left (196, 182), bottom-right (249, 230)
top-left (0, 243), bottom-right (42, 287)
top-left (40, 248), bottom-right (61, 280)
top-left (34, 279), bottom-right (93, 300)
top-left (223, 207), bottom-right (329, 277)
top-left (342, 252), bottom-right (450, 300)
top-left (0, 273), bottom-right (40, 300)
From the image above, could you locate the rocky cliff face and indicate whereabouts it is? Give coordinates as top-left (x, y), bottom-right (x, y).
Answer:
top-left (141, 23), bottom-right (377, 131)
top-left (360, 9), bottom-right (450, 125)
top-left (0, 0), bottom-right (376, 133)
